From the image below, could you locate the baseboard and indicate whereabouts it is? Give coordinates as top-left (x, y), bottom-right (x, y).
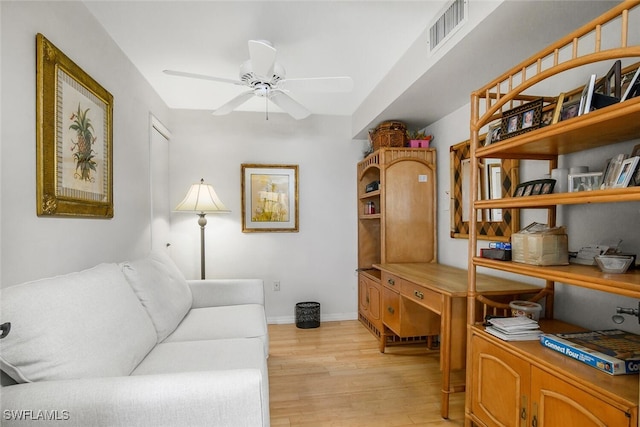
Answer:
top-left (267, 312), bottom-right (358, 325)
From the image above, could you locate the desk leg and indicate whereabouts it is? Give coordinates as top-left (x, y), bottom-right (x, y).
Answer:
top-left (440, 296), bottom-right (452, 419)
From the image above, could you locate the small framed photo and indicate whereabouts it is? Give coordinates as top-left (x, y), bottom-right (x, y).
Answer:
top-left (578, 74), bottom-right (597, 116)
top-left (540, 180), bottom-right (555, 195)
top-left (569, 172), bottom-right (603, 192)
top-left (594, 60), bottom-right (622, 99)
top-left (551, 93), bottom-right (564, 123)
top-left (485, 122), bottom-right (502, 146)
top-left (612, 156), bottom-right (640, 188)
top-left (632, 146), bottom-right (640, 186)
top-left (621, 66), bottom-right (640, 102)
top-left (559, 99), bottom-right (580, 121)
top-left (507, 115), bottom-right (519, 133)
top-left (530, 179), bottom-right (556, 195)
top-left (500, 98), bottom-right (543, 140)
top-left (514, 179), bottom-right (555, 197)
top-left (530, 181), bottom-right (544, 196)
top-left (540, 105), bottom-right (555, 127)
top-left (602, 154), bottom-right (627, 188)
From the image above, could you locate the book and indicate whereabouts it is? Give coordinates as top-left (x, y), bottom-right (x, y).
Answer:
top-left (487, 316), bottom-right (539, 331)
top-left (486, 326), bottom-right (542, 341)
top-left (485, 316), bottom-right (542, 341)
top-left (540, 329), bottom-right (640, 375)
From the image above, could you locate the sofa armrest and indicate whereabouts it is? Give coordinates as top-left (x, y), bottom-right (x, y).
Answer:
top-left (1, 370), bottom-right (268, 426)
top-left (187, 279), bottom-right (264, 308)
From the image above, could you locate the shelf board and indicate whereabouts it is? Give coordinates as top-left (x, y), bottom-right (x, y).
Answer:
top-left (359, 213), bottom-right (381, 220)
top-left (359, 190), bottom-right (381, 200)
top-left (475, 186), bottom-right (640, 208)
top-left (473, 257), bottom-right (640, 299)
top-left (477, 97), bottom-right (640, 160)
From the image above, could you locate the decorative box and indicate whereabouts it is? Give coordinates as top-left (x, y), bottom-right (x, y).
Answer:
top-left (512, 224), bottom-right (569, 266)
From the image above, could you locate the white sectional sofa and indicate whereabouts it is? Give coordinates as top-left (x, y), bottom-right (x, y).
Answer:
top-left (0, 251), bottom-right (270, 426)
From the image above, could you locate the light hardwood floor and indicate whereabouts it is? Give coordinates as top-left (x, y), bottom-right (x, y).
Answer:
top-left (268, 320), bottom-right (465, 426)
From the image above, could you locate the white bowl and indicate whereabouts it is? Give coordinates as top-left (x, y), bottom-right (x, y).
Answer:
top-left (594, 255), bottom-right (634, 274)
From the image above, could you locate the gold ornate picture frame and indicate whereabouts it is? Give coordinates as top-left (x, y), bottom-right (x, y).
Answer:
top-left (36, 34), bottom-right (113, 218)
top-left (241, 164), bottom-right (299, 232)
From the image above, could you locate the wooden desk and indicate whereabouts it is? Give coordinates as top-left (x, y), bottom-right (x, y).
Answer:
top-left (373, 262), bottom-right (540, 419)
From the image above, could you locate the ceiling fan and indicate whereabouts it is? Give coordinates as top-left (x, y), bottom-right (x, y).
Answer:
top-left (164, 40), bottom-right (353, 120)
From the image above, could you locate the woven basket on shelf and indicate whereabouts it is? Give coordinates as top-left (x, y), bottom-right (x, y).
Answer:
top-left (370, 121), bottom-right (407, 151)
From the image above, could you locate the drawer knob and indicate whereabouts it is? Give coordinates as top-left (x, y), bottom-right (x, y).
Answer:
top-left (387, 307), bottom-right (395, 314)
top-left (387, 278), bottom-right (395, 286)
top-left (414, 290), bottom-right (424, 300)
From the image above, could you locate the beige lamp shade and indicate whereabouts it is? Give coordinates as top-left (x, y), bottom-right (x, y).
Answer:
top-left (175, 179), bottom-right (230, 213)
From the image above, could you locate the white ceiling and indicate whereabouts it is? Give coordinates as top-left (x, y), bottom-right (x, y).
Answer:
top-left (84, 1), bottom-right (446, 116)
top-left (83, 0), bottom-right (618, 138)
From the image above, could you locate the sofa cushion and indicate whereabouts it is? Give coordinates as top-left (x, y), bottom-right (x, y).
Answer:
top-left (132, 338), bottom-right (269, 424)
top-left (132, 338), bottom-right (266, 376)
top-left (0, 263), bottom-right (157, 383)
top-left (163, 304), bottom-right (269, 356)
top-left (121, 252), bottom-right (192, 342)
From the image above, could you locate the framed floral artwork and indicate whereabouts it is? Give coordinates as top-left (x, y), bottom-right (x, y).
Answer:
top-left (36, 33), bottom-right (113, 218)
top-left (241, 164), bottom-right (299, 232)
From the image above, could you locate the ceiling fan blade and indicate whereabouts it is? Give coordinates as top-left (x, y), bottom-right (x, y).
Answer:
top-left (269, 91), bottom-right (310, 120)
top-left (212, 91), bottom-right (255, 116)
top-left (163, 69), bottom-right (243, 86)
top-left (248, 40), bottom-right (277, 78)
top-left (278, 76), bottom-right (354, 93)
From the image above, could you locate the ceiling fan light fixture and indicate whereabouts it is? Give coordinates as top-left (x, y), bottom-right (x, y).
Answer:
top-left (253, 83), bottom-right (270, 97)
top-left (166, 39), bottom-right (352, 120)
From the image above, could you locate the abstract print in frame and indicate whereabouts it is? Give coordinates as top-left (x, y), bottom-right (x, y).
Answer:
top-left (241, 164), bottom-right (299, 232)
top-left (36, 34), bottom-right (113, 218)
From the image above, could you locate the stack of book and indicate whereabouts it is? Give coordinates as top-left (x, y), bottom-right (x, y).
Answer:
top-left (540, 329), bottom-right (640, 375)
top-left (485, 316), bottom-right (542, 341)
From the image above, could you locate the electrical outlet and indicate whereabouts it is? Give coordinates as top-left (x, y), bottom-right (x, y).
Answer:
top-left (273, 281), bottom-right (281, 291)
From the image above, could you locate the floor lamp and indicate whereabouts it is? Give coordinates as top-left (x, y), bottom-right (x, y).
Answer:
top-left (175, 179), bottom-right (230, 279)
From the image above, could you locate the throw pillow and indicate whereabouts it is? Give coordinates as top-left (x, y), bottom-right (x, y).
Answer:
top-left (121, 251), bottom-right (192, 342)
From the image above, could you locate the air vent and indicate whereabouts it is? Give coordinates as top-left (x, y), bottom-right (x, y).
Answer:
top-left (429, 0), bottom-right (467, 54)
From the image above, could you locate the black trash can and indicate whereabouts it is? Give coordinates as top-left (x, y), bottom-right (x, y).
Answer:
top-left (295, 302), bottom-right (320, 329)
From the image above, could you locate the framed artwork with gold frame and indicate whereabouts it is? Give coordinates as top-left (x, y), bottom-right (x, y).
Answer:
top-left (241, 164), bottom-right (299, 232)
top-left (36, 33), bottom-right (113, 218)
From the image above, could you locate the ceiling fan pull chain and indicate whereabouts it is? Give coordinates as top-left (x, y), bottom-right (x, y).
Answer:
top-left (266, 94), bottom-right (269, 120)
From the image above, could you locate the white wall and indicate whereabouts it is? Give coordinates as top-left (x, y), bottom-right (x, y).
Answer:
top-left (168, 110), bottom-right (364, 323)
top-left (0, 1), bottom-right (170, 287)
top-left (425, 105), bottom-right (640, 334)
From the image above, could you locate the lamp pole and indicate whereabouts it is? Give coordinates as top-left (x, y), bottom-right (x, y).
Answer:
top-left (198, 213), bottom-right (207, 280)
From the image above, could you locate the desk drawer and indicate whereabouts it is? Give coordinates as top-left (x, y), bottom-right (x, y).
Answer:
top-left (381, 272), bottom-right (402, 291)
top-left (401, 281), bottom-right (442, 314)
top-left (382, 287), bottom-right (401, 333)
top-left (383, 285), bottom-right (438, 337)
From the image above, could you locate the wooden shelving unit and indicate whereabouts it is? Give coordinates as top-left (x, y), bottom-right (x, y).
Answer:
top-left (356, 147), bottom-right (437, 347)
top-left (465, 1), bottom-right (640, 426)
